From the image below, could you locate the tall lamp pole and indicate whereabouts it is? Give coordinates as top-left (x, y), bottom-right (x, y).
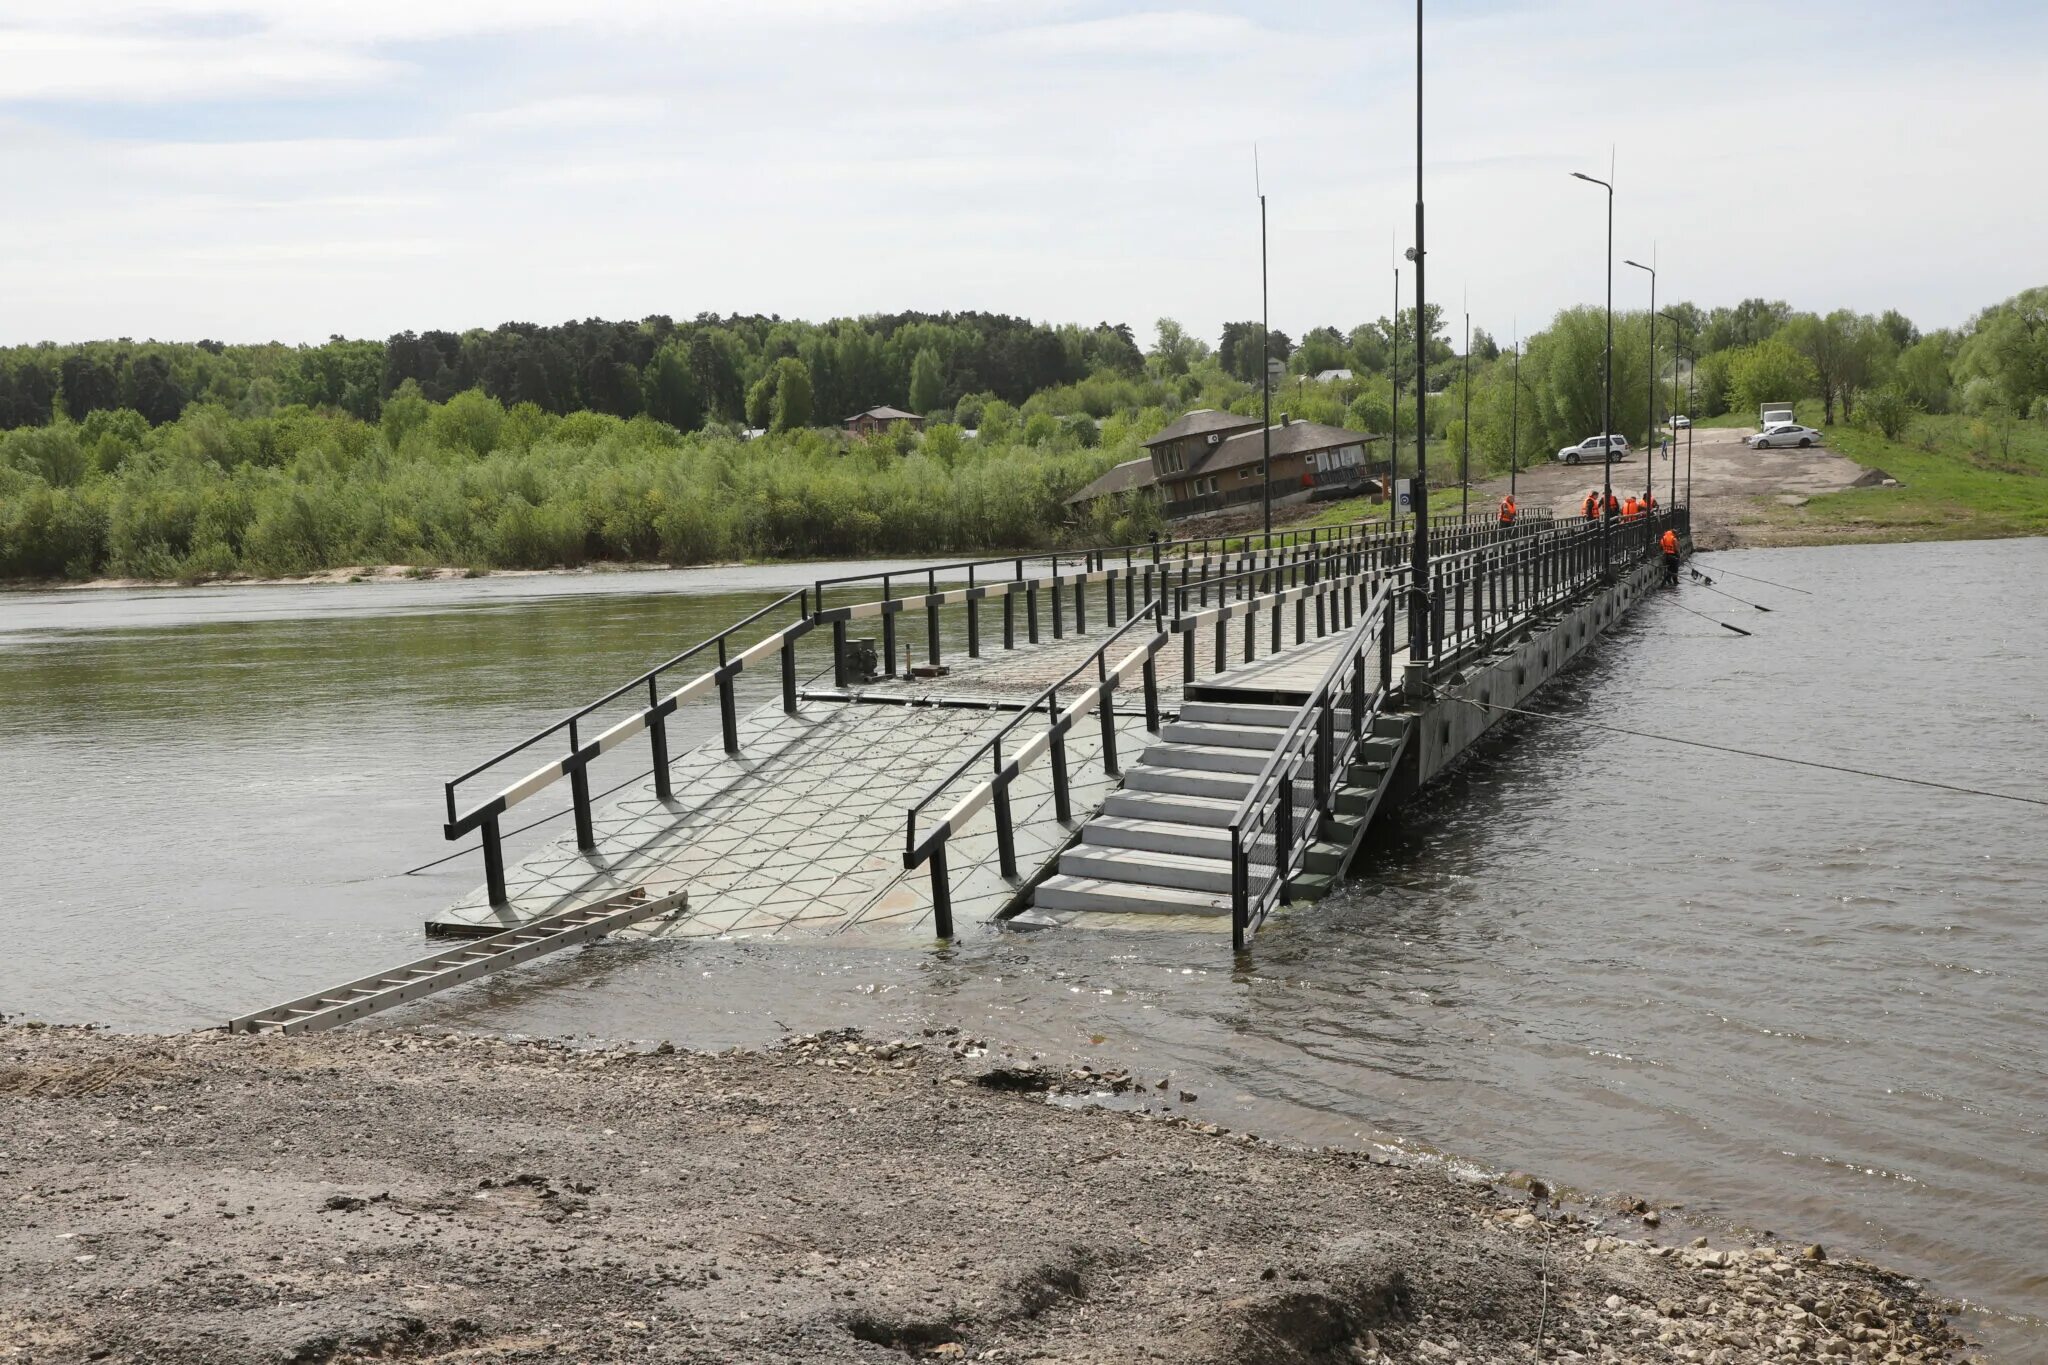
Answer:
top-left (1406, 0), bottom-right (1431, 660)
top-left (1460, 307), bottom-right (1470, 517)
top-left (1682, 345), bottom-right (1696, 507)
top-left (1659, 310), bottom-right (1688, 509)
top-left (1509, 322), bottom-right (1520, 498)
top-left (1572, 170), bottom-right (1614, 576)
top-left (1625, 257), bottom-right (1656, 505)
top-left (1259, 190), bottom-right (1272, 539)
top-left (1390, 261), bottom-right (1401, 528)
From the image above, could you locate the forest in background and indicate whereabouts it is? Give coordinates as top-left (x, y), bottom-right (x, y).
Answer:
top-left (1, 288), bottom-right (2043, 581)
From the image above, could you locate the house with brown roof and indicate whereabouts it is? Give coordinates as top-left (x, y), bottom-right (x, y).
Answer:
top-left (1142, 410), bottom-right (1383, 519)
top-left (1063, 456), bottom-right (1159, 515)
top-left (845, 405), bottom-right (925, 436)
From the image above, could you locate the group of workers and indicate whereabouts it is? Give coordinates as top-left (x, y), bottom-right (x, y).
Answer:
top-left (1493, 488), bottom-right (1680, 582)
top-left (1577, 488), bottom-right (1660, 522)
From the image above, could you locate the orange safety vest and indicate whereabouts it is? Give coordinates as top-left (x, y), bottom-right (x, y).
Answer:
top-left (1661, 529), bottom-right (1679, 555)
top-left (1623, 497), bottom-right (1639, 518)
top-left (1582, 495), bottom-right (1599, 519)
top-left (1499, 497), bottom-right (1517, 525)
top-left (1605, 494), bottom-right (1621, 516)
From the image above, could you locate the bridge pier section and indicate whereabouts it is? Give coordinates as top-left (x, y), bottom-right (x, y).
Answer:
top-left (1379, 553), bottom-right (1666, 814)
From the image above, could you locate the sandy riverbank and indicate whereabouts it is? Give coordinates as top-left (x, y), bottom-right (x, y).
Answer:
top-left (0, 1023), bottom-right (1974, 1364)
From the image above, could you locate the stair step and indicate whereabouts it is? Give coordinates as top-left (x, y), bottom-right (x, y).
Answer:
top-left (1101, 790), bottom-right (1242, 828)
top-left (1159, 720), bottom-right (1285, 751)
top-left (1082, 816), bottom-right (1233, 860)
top-left (1177, 700), bottom-right (1299, 728)
top-left (1136, 743), bottom-right (1274, 775)
top-left (1122, 766), bottom-right (1256, 800)
top-left (1033, 875), bottom-right (1231, 917)
top-left (1057, 845), bottom-right (1234, 893)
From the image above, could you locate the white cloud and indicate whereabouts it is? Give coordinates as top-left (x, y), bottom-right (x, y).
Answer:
top-left (0, 0), bottom-right (2041, 346)
top-left (992, 10), bottom-right (1260, 57)
top-left (0, 28), bottom-right (394, 101)
top-left (463, 95), bottom-right (669, 133)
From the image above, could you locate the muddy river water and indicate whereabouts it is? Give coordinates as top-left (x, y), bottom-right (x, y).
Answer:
top-left (3, 540), bottom-right (2043, 1352)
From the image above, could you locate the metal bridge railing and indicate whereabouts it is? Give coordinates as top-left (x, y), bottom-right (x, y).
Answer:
top-left (431, 500), bottom-right (1611, 918)
top-left (440, 587), bottom-right (817, 908)
top-left (1227, 576), bottom-right (1403, 949)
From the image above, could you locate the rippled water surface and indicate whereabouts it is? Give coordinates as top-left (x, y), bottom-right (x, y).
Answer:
top-left (4, 542), bottom-right (2044, 1351)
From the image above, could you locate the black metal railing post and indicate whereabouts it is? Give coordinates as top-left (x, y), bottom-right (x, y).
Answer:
top-left (567, 718), bottom-right (596, 850)
top-left (648, 676), bottom-right (674, 801)
top-left (1275, 778), bottom-right (1293, 907)
top-left (481, 812), bottom-right (508, 907)
top-left (991, 746), bottom-right (1017, 880)
top-left (929, 843), bottom-right (953, 940)
top-left (1047, 694), bottom-right (1071, 822)
top-left (881, 574), bottom-right (897, 676)
top-left (1230, 830), bottom-right (1247, 951)
top-left (832, 617), bottom-right (849, 688)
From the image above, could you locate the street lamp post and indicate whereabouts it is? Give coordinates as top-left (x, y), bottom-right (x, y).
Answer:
top-left (1407, 0), bottom-right (1431, 660)
top-left (1625, 258), bottom-right (1656, 505)
top-left (1259, 191), bottom-right (1272, 539)
top-left (1390, 263), bottom-right (1400, 529)
top-left (1460, 309), bottom-right (1470, 517)
top-left (1659, 310), bottom-right (1688, 509)
top-left (1571, 170), bottom-right (1613, 576)
top-left (1510, 326), bottom-right (1520, 498)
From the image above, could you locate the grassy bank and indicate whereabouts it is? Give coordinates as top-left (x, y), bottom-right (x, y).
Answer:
top-left (1758, 413), bottom-right (2048, 543)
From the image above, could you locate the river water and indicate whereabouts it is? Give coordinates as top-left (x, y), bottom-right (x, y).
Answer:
top-left (3, 541), bottom-right (2043, 1352)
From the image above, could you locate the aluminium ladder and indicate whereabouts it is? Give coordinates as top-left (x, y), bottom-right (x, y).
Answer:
top-left (225, 887), bottom-right (682, 1035)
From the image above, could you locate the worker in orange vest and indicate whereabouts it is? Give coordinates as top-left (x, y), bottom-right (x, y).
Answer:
top-left (1621, 494), bottom-right (1638, 520)
top-left (1643, 490), bottom-right (1658, 516)
top-left (1582, 490), bottom-right (1600, 521)
top-left (1660, 526), bottom-right (1681, 584)
top-left (1498, 493), bottom-right (1518, 527)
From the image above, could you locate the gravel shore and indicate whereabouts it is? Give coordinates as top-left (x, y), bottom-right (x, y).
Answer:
top-left (0, 1023), bottom-right (1974, 1364)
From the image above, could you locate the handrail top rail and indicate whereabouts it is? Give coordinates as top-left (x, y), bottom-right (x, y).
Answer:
top-left (811, 507), bottom-right (1544, 595)
top-left (445, 585), bottom-right (810, 792)
top-left (904, 598), bottom-right (1167, 825)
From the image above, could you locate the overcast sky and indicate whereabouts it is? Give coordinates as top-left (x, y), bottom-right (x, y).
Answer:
top-left (1, 0), bottom-right (2043, 351)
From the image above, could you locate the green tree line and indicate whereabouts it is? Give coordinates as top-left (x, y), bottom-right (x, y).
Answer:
top-left (4, 286), bottom-right (2042, 581)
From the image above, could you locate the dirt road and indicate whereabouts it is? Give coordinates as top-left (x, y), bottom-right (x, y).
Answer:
top-left (0, 1024), bottom-right (1969, 1364)
top-left (1471, 428), bottom-right (1878, 549)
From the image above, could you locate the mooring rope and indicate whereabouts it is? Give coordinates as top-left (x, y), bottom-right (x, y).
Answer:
top-left (1437, 691), bottom-right (2048, 809)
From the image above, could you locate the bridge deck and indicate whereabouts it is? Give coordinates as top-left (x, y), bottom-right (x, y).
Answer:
top-left (429, 614), bottom-right (1209, 940)
top-left (429, 516), bottom-right (1597, 944)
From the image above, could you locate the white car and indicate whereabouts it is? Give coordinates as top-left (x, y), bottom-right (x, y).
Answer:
top-left (1749, 423), bottom-right (1822, 450)
top-left (1672, 415), bottom-right (1691, 429)
top-left (1554, 434), bottom-right (1631, 465)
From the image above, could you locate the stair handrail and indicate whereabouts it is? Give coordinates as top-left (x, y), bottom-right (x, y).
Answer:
top-left (902, 598), bottom-right (1173, 938)
top-left (1224, 574), bottom-right (1404, 949)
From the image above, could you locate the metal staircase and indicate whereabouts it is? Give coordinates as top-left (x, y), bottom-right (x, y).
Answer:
top-left (1033, 700), bottom-right (1412, 926)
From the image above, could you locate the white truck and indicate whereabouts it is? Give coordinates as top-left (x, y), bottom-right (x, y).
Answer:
top-left (1759, 401), bottom-right (1795, 428)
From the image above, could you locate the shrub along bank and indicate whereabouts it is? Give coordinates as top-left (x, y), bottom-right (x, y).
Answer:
top-left (0, 396), bottom-right (1165, 581)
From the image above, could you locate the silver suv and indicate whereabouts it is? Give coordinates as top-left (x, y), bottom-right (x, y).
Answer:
top-left (1555, 434), bottom-right (1630, 465)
